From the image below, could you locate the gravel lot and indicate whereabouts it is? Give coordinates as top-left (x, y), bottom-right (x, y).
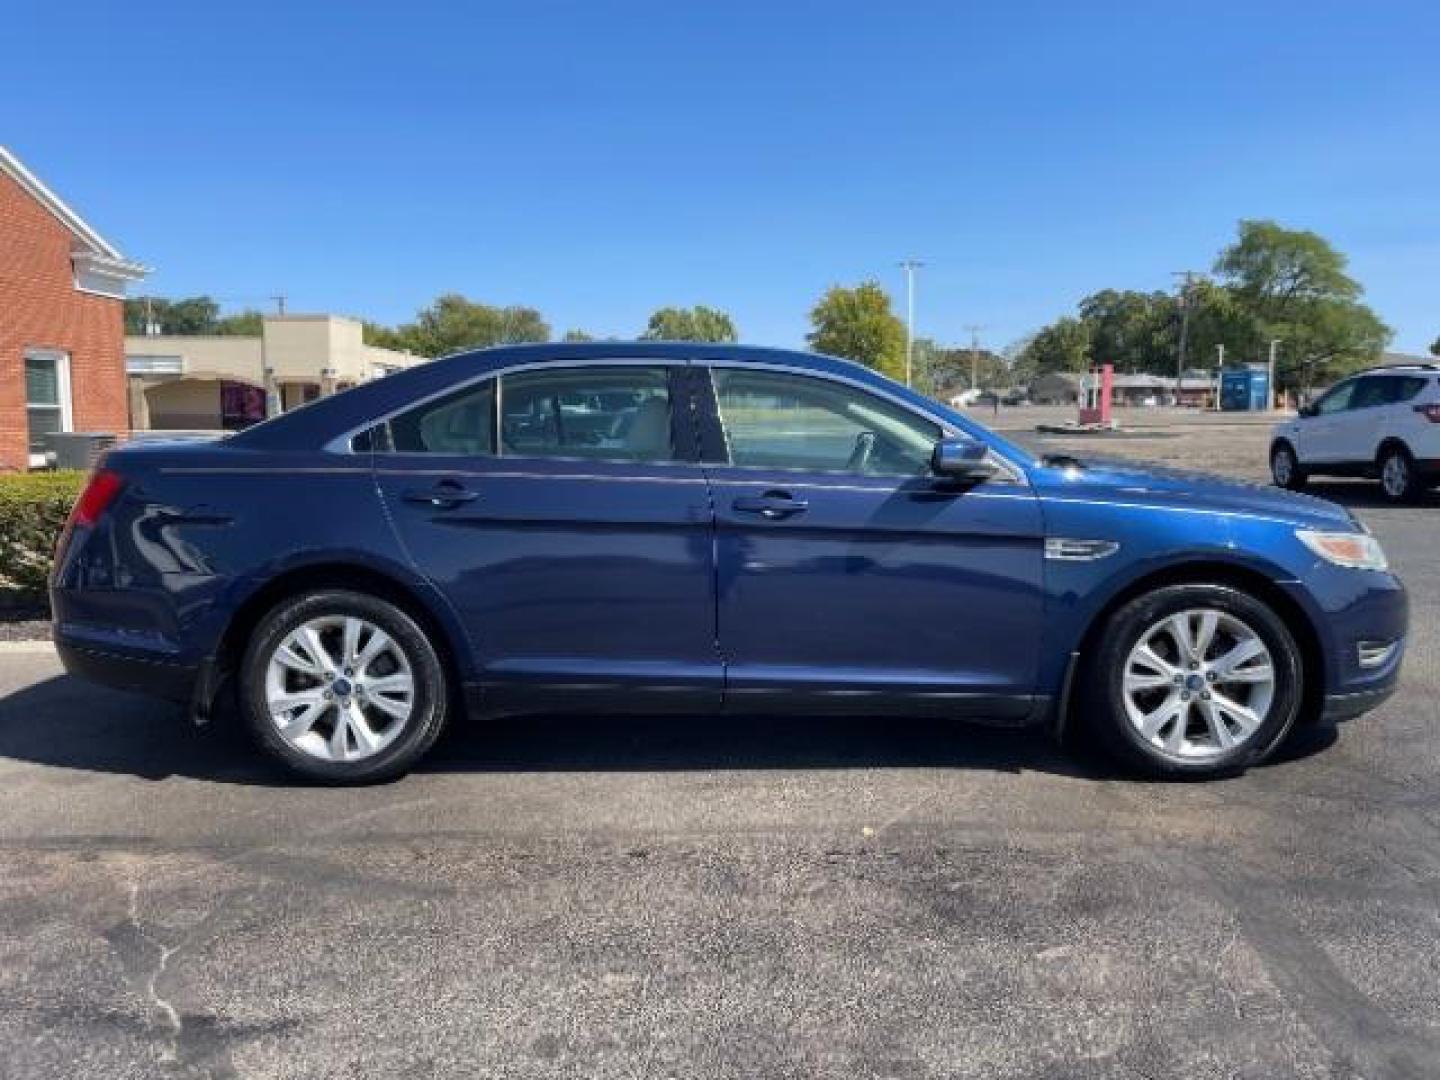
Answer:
top-left (1, 411), bottom-right (1437, 1079)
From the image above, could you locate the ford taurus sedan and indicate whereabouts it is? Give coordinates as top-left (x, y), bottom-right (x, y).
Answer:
top-left (52, 343), bottom-right (1406, 782)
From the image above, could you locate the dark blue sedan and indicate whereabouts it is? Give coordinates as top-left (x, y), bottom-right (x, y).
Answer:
top-left (51, 343), bottom-right (1407, 782)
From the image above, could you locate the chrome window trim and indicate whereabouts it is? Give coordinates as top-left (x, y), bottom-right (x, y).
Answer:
top-left (323, 353), bottom-right (1028, 485)
top-left (700, 359), bottom-right (1027, 485)
top-left (323, 357), bottom-right (690, 457)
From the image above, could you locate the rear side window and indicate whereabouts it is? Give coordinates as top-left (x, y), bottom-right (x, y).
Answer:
top-left (1350, 377), bottom-right (1392, 410)
top-left (385, 379), bottom-right (496, 455)
top-left (498, 366), bottom-right (675, 462)
top-left (1391, 376), bottom-right (1430, 403)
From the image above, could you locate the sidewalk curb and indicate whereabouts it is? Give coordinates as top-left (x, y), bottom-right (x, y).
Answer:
top-left (0, 641), bottom-right (55, 654)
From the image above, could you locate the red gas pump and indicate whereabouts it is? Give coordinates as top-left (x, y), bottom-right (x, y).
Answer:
top-left (1077, 363), bottom-right (1114, 427)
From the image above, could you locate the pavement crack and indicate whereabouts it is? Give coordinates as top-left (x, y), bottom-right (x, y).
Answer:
top-left (123, 879), bottom-right (185, 1060)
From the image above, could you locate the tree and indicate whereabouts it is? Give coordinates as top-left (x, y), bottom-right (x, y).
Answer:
top-left (213, 309), bottom-right (264, 336)
top-left (124, 295), bottom-right (222, 335)
top-left (1076, 289), bottom-right (1176, 374)
top-left (562, 329), bottom-right (595, 342)
top-left (913, 337), bottom-right (1010, 395)
top-left (1429, 335), bottom-right (1439, 358)
top-left (372, 294), bottom-right (551, 356)
top-left (639, 305), bottom-right (738, 342)
top-left (806, 282), bottom-right (907, 380)
top-left (1016, 316), bottom-right (1092, 375)
top-left (1213, 220), bottom-right (1390, 387)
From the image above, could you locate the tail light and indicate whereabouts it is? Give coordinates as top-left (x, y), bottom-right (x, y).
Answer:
top-left (1415, 402), bottom-right (1440, 424)
top-left (67, 468), bottom-right (125, 529)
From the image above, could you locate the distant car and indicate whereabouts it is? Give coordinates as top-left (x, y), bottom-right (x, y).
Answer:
top-left (1271, 364), bottom-right (1440, 503)
top-left (53, 343), bottom-right (1405, 783)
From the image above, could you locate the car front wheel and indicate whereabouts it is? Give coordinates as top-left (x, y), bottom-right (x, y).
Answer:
top-left (1082, 584), bottom-right (1303, 778)
top-left (240, 589), bottom-right (449, 783)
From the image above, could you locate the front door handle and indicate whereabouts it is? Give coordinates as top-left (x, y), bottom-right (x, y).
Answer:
top-left (732, 491), bottom-right (809, 519)
top-left (402, 480), bottom-right (479, 508)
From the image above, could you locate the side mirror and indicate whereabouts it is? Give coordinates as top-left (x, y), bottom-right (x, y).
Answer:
top-left (931, 436), bottom-right (996, 481)
top-left (1298, 404), bottom-right (1316, 418)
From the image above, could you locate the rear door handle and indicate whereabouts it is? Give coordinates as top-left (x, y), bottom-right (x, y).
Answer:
top-left (732, 492), bottom-right (809, 519)
top-left (402, 481), bottom-right (479, 508)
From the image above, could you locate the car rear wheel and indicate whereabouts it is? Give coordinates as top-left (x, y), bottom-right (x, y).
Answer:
top-left (240, 589), bottom-right (449, 783)
top-left (1082, 584), bottom-right (1303, 778)
top-left (1270, 442), bottom-right (1306, 490)
top-left (1378, 444), bottom-right (1421, 504)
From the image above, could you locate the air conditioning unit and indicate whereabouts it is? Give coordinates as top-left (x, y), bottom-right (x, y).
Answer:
top-left (45, 432), bottom-right (119, 471)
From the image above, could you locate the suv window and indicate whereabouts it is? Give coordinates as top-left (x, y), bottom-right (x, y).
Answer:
top-left (1391, 375), bottom-right (1430, 403)
top-left (712, 368), bottom-right (941, 474)
top-left (499, 366), bottom-right (675, 462)
top-left (385, 379), bottom-right (496, 455)
top-left (1313, 380), bottom-right (1356, 416)
top-left (1350, 376), bottom-right (1394, 410)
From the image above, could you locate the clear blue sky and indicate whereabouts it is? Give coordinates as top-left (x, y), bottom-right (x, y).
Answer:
top-left (6, 0), bottom-right (1438, 354)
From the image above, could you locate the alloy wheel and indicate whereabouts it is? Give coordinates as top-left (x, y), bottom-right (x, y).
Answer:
top-left (1382, 453), bottom-right (1410, 500)
top-left (264, 615), bottom-right (415, 762)
top-left (1121, 608), bottom-right (1276, 760)
top-left (1272, 447), bottom-right (1294, 486)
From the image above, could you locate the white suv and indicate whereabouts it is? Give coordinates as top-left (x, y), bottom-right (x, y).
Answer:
top-left (1270, 364), bottom-right (1440, 503)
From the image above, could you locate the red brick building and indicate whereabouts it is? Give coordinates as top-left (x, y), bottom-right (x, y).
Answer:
top-left (1, 146), bottom-right (147, 470)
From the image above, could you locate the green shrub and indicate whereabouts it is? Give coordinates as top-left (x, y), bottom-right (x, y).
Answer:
top-left (0, 471), bottom-right (86, 602)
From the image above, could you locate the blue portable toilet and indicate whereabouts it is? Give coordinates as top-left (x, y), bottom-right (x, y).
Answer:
top-left (1220, 366), bottom-right (1270, 411)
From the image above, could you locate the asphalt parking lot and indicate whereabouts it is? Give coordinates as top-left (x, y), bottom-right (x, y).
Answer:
top-left (1, 426), bottom-right (1438, 1078)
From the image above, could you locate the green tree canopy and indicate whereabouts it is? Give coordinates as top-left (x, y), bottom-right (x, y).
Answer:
top-left (366, 294), bottom-right (550, 356)
top-left (1213, 220), bottom-right (1389, 386)
top-left (1016, 316), bottom-right (1092, 375)
top-left (638, 305), bottom-right (738, 343)
top-left (124, 295), bottom-right (265, 336)
top-left (1430, 335), bottom-right (1440, 358)
top-left (562, 329), bottom-right (595, 342)
top-left (806, 282), bottom-right (907, 380)
top-left (913, 337), bottom-right (1010, 394)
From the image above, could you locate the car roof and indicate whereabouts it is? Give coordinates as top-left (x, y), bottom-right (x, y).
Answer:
top-left (225, 342), bottom-right (909, 452)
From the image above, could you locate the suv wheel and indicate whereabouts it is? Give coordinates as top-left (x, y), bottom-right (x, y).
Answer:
top-left (1270, 441), bottom-right (1306, 490)
top-left (1378, 444), bottom-right (1421, 504)
top-left (1082, 584), bottom-right (1303, 779)
top-left (240, 589), bottom-right (449, 783)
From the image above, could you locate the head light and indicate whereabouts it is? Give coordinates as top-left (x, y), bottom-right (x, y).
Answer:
top-left (1296, 529), bottom-right (1389, 571)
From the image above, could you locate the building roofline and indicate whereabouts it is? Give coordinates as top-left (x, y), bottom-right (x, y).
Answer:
top-left (0, 145), bottom-right (147, 279)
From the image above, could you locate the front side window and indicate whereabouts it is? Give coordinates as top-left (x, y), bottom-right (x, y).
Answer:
top-left (24, 350), bottom-right (71, 455)
top-left (1313, 380), bottom-right (1356, 416)
top-left (712, 368), bottom-right (940, 475)
top-left (499, 366), bottom-right (674, 462)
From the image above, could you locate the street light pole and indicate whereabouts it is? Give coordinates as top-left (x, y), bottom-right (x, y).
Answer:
top-left (1268, 338), bottom-right (1282, 410)
top-left (898, 260), bottom-right (924, 388)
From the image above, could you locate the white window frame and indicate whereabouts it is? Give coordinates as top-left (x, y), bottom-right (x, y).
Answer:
top-left (24, 348), bottom-right (74, 468)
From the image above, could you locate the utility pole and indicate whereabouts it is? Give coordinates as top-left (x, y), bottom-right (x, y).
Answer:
top-left (962, 324), bottom-right (987, 390)
top-left (1172, 271), bottom-right (1199, 405)
top-left (1268, 339), bottom-right (1282, 410)
top-left (898, 260), bottom-right (924, 388)
top-left (271, 294), bottom-right (288, 316)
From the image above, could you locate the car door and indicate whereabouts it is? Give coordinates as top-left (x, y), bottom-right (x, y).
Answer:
top-left (1336, 376), bottom-right (1394, 462)
top-left (1294, 378), bottom-right (1357, 464)
top-left (370, 360), bottom-right (721, 716)
top-left (695, 363), bottom-right (1046, 719)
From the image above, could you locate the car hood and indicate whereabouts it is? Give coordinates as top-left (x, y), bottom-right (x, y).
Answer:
top-left (1029, 456), bottom-right (1357, 530)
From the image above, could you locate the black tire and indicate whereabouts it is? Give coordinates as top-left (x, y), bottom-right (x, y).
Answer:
top-left (1377, 443), bottom-right (1422, 504)
top-left (1080, 584), bottom-right (1303, 779)
top-left (1270, 441), bottom-right (1307, 490)
top-left (240, 589), bottom-right (449, 783)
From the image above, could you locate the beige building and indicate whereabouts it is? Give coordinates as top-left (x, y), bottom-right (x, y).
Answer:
top-left (125, 314), bottom-right (424, 430)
